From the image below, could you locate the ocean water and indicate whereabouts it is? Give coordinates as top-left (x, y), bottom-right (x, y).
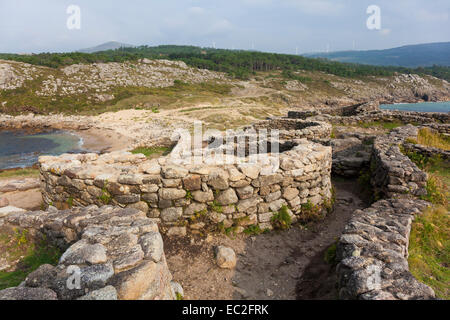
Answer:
top-left (380, 101), bottom-right (450, 113)
top-left (0, 130), bottom-right (84, 169)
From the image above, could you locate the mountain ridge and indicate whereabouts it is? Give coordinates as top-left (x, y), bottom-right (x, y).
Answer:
top-left (78, 41), bottom-right (135, 53)
top-left (304, 42), bottom-right (450, 68)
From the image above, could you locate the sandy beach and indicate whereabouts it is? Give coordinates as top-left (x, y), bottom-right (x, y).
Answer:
top-left (74, 127), bottom-right (133, 153)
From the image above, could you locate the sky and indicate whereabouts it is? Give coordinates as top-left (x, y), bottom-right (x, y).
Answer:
top-left (0, 0), bottom-right (449, 54)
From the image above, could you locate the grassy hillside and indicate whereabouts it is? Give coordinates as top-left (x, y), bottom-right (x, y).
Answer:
top-left (1, 45), bottom-right (449, 81)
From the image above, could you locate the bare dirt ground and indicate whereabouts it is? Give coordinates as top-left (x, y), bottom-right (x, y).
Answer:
top-left (164, 178), bottom-right (369, 300)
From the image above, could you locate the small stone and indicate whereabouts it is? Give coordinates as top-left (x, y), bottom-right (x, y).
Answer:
top-left (77, 286), bottom-right (118, 300)
top-left (282, 187), bottom-right (299, 201)
top-left (208, 169), bottom-right (230, 190)
top-left (236, 185), bottom-right (254, 200)
top-left (142, 162), bottom-right (161, 175)
top-left (167, 227), bottom-right (187, 237)
top-left (117, 174), bottom-right (143, 185)
top-left (182, 175), bottom-right (202, 191)
top-left (184, 202), bottom-right (207, 216)
top-left (139, 232), bottom-right (164, 262)
top-left (171, 282), bottom-right (184, 299)
top-left (59, 239), bottom-right (107, 265)
top-left (216, 188), bottom-right (239, 205)
top-left (266, 289), bottom-right (273, 297)
top-left (215, 246), bottom-right (237, 269)
top-left (127, 201), bottom-right (149, 214)
top-left (192, 190), bottom-right (214, 203)
top-left (238, 164), bottom-right (261, 179)
top-left (113, 245), bottom-right (145, 272)
top-left (115, 194), bottom-right (140, 204)
top-left (228, 167), bottom-right (246, 182)
top-left (160, 188), bottom-right (186, 200)
top-left (161, 207), bottom-right (183, 222)
top-left (162, 179), bottom-right (181, 188)
top-left (162, 165), bottom-right (189, 179)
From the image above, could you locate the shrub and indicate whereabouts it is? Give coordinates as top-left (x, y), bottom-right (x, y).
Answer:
top-left (324, 242), bottom-right (337, 265)
top-left (271, 205), bottom-right (292, 230)
top-left (243, 225), bottom-right (263, 236)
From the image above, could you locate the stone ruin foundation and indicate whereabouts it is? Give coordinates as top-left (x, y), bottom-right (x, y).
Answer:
top-left (1, 110), bottom-right (441, 300)
top-left (38, 119), bottom-right (333, 236)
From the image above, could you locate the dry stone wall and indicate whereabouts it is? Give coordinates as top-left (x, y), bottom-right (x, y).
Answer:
top-left (336, 124), bottom-right (440, 300)
top-left (336, 198), bottom-right (436, 300)
top-left (371, 125), bottom-right (428, 199)
top-left (315, 108), bottom-right (450, 126)
top-left (0, 205), bottom-right (177, 300)
top-left (39, 137), bottom-right (333, 235)
top-left (248, 119), bottom-right (332, 141)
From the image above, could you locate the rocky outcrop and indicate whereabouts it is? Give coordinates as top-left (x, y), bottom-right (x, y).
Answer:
top-left (0, 205), bottom-right (177, 300)
top-left (0, 59), bottom-right (228, 103)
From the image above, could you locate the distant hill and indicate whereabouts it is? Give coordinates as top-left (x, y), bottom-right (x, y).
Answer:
top-left (1, 44), bottom-right (449, 82)
top-left (305, 42), bottom-right (450, 68)
top-left (78, 41), bottom-right (135, 53)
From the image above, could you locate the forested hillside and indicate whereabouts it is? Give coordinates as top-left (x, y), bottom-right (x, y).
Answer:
top-left (1, 45), bottom-right (449, 81)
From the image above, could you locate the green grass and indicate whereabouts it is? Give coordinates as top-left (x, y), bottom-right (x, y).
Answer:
top-left (402, 150), bottom-right (449, 299)
top-left (0, 229), bottom-right (61, 290)
top-left (271, 205), bottom-right (292, 230)
top-left (131, 146), bottom-right (171, 158)
top-left (0, 168), bottom-right (39, 180)
top-left (356, 121), bottom-right (404, 131)
top-left (324, 242), bottom-right (337, 265)
top-left (409, 206), bottom-right (450, 299)
top-left (243, 225), bottom-right (263, 236)
top-left (402, 152), bottom-right (449, 206)
top-left (410, 128), bottom-right (450, 151)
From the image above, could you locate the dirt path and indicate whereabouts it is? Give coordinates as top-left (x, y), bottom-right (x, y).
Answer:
top-left (163, 178), bottom-right (369, 300)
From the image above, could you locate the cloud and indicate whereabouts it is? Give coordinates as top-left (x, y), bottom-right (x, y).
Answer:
top-left (161, 6), bottom-right (233, 41)
top-left (379, 28), bottom-right (391, 36)
top-left (240, 0), bottom-right (344, 15)
top-left (188, 6), bottom-right (207, 15)
top-left (281, 0), bottom-right (344, 15)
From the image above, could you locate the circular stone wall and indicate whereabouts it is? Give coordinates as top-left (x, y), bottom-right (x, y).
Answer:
top-left (39, 137), bottom-right (332, 236)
